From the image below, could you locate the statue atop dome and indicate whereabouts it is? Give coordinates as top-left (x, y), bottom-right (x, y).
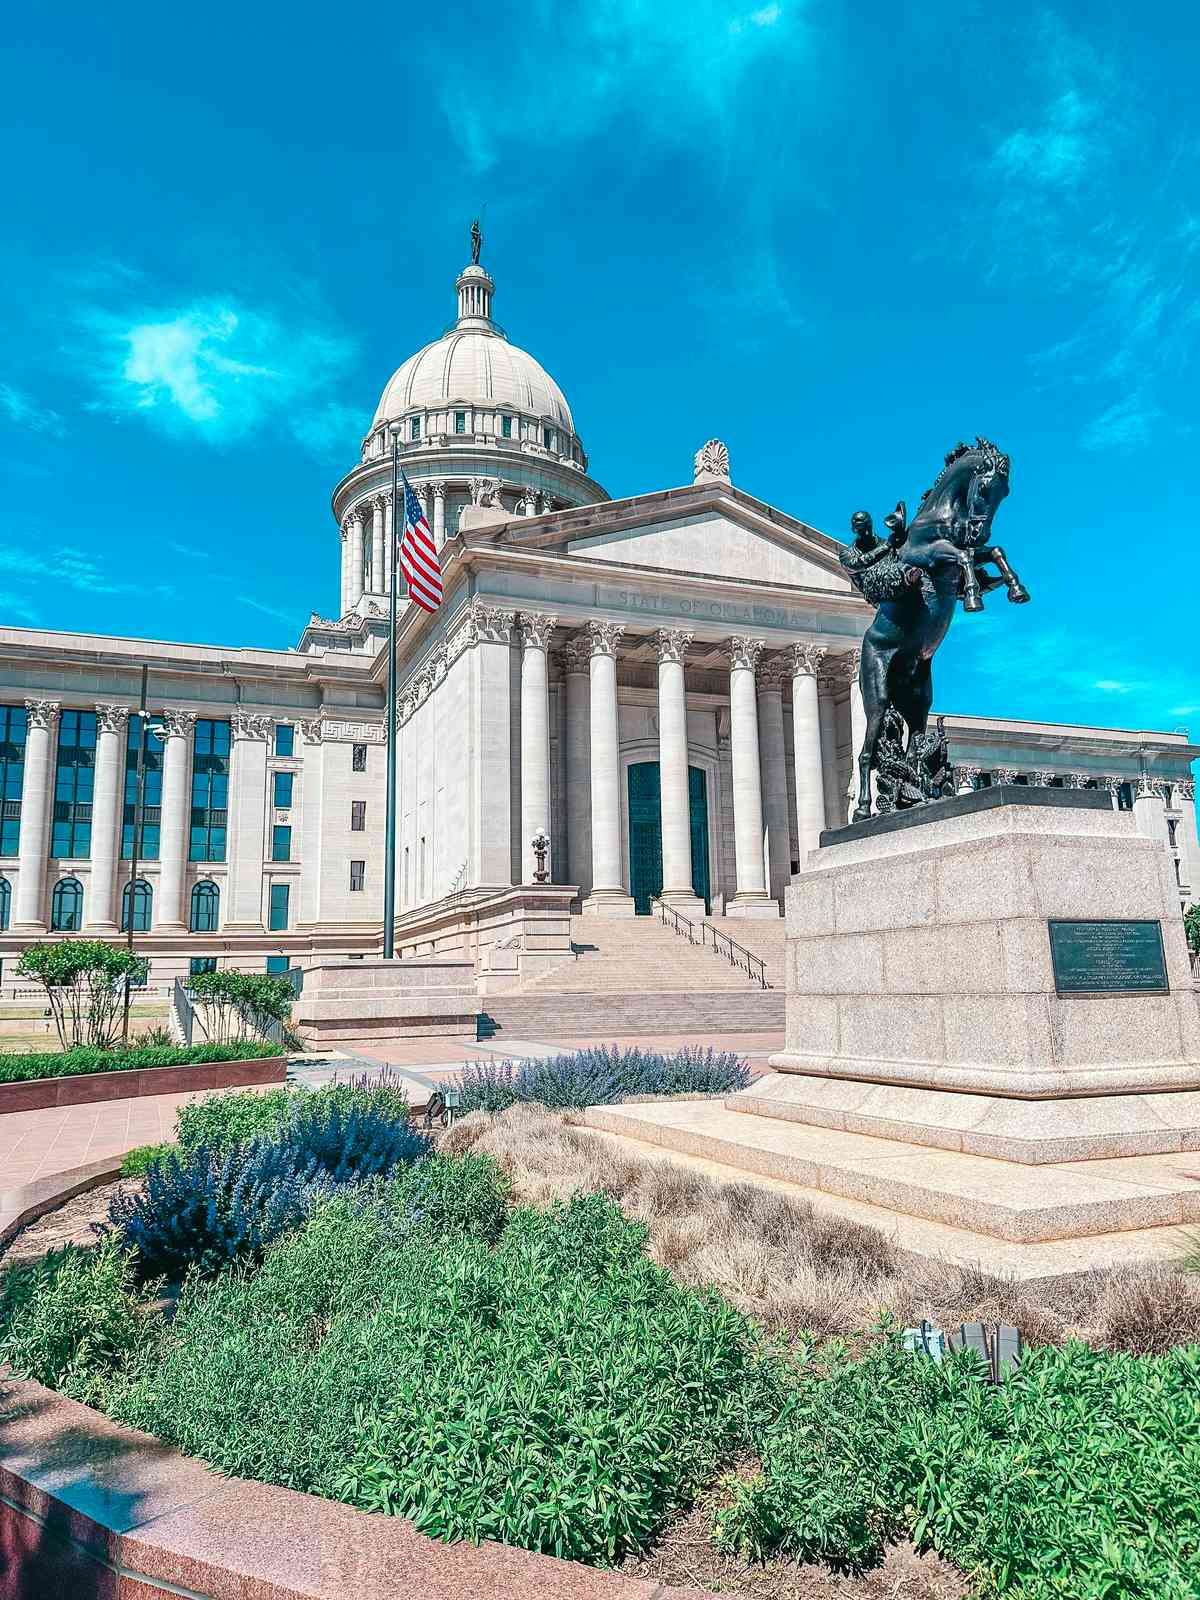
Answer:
top-left (470, 216), bottom-right (482, 265)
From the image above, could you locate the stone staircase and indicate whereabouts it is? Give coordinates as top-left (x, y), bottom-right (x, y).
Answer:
top-left (477, 913), bottom-right (787, 1038)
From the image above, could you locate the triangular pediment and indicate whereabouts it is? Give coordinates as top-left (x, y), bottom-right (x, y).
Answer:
top-left (491, 484), bottom-right (853, 594)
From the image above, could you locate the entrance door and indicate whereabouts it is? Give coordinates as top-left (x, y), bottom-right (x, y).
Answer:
top-left (627, 761), bottom-right (712, 916)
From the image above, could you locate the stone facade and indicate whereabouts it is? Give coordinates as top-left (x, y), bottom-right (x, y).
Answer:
top-left (0, 251), bottom-right (1195, 986)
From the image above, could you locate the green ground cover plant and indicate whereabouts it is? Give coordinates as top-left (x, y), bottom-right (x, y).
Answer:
top-left (174, 1078), bottom-right (410, 1152)
top-left (0, 1039), bottom-right (283, 1084)
top-left (119, 1142), bottom-right (175, 1177)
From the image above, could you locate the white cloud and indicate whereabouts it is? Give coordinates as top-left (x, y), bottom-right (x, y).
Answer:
top-left (1079, 393), bottom-right (1163, 453)
top-left (239, 595), bottom-right (298, 627)
top-left (0, 383), bottom-right (65, 437)
top-left (0, 542), bottom-right (137, 597)
top-left (0, 588), bottom-right (42, 625)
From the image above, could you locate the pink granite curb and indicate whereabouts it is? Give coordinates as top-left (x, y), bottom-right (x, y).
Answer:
top-left (0, 1374), bottom-right (715, 1599)
top-left (0, 1155), bottom-right (124, 1253)
top-left (0, 1054), bottom-right (287, 1116)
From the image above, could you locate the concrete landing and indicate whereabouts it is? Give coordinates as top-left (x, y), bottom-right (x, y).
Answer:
top-left (581, 1098), bottom-right (1200, 1250)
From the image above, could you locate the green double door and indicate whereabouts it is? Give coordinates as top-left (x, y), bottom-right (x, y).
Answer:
top-left (627, 761), bottom-right (711, 916)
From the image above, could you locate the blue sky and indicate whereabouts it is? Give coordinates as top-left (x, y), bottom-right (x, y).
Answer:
top-left (1, 1), bottom-right (1197, 738)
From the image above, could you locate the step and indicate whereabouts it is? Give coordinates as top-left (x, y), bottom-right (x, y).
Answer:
top-left (581, 1100), bottom-right (1200, 1244)
top-left (480, 989), bottom-right (785, 1038)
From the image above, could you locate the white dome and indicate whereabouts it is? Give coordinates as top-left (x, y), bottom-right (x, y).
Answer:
top-left (372, 330), bottom-right (575, 435)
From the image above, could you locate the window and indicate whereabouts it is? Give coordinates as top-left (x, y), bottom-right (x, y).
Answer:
top-left (274, 724), bottom-right (294, 757)
top-left (123, 714), bottom-right (164, 860)
top-left (51, 877), bottom-right (83, 931)
top-left (454, 411), bottom-right (466, 434)
top-left (1117, 782), bottom-right (1134, 812)
top-left (977, 772), bottom-right (993, 788)
top-left (266, 956), bottom-right (291, 974)
top-left (189, 957), bottom-right (217, 976)
top-left (52, 710), bottom-right (97, 858)
top-left (190, 879), bottom-right (220, 932)
top-left (190, 720), bottom-right (230, 862)
top-left (0, 875), bottom-right (9, 930)
top-left (501, 414), bottom-right (512, 439)
top-left (0, 705), bottom-right (28, 856)
top-left (543, 427), bottom-right (554, 450)
top-left (1167, 818), bottom-right (1178, 848)
top-left (351, 800), bottom-right (366, 831)
top-left (410, 416), bottom-right (421, 440)
top-left (272, 771), bottom-right (294, 809)
top-left (349, 859), bottom-right (365, 892)
top-left (271, 825), bottom-right (292, 862)
top-left (120, 878), bottom-right (152, 932)
top-left (352, 744), bottom-right (367, 772)
top-left (269, 881), bottom-right (290, 930)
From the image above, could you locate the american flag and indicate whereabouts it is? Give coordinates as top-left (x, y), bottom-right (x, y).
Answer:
top-left (397, 471), bottom-right (443, 612)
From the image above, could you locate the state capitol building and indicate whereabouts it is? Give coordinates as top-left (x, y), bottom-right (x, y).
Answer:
top-left (0, 245), bottom-right (1196, 988)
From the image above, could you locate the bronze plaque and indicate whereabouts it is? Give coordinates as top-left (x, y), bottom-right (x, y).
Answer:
top-left (1047, 919), bottom-right (1169, 996)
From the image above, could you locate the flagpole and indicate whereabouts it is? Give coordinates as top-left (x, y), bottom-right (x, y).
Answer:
top-left (383, 424), bottom-right (402, 959)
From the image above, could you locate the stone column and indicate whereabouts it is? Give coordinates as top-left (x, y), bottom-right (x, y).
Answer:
top-left (726, 636), bottom-right (775, 917)
top-left (757, 655), bottom-right (791, 903)
top-left (225, 711), bottom-right (271, 930)
top-left (430, 480), bottom-right (447, 549)
top-left (518, 612), bottom-right (556, 883)
top-left (519, 490), bottom-right (538, 517)
top-left (1103, 776), bottom-right (1123, 811)
top-left (560, 638), bottom-right (592, 900)
top-left (384, 492), bottom-right (395, 590)
top-left (153, 710), bottom-right (195, 931)
top-left (957, 765), bottom-right (982, 795)
top-left (370, 497), bottom-right (385, 592)
top-left (843, 649), bottom-right (866, 823)
top-left (581, 620), bottom-right (634, 915)
top-left (788, 644), bottom-right (827, 864)
top-left (1174, 779), bottom-right (1198, 900)
top-left (993, 766), bottom-right (1020, 785)
top-left (540, 491), bottom-right (556, 515)
top-left (817, 677), bottom-right (841, 831)
top-left (1133, 775), bottom-right (1171, 848)
top-left (84, 703), bottom-right (130, 931)
top-left (655, 628), bottom-right (703, 916)
top-left (11, 699), bottom-right (59, 931)
top-left (339, 525), bottom-right (351, 617)
top-left (347, 509), bottom-right (366, 608)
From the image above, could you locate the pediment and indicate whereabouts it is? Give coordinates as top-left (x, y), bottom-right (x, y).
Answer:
top-left (564, 507), bottom-right (849, 592)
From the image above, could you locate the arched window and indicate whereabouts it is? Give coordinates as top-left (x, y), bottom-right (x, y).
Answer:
top-left (51, 877), bottom-right (83, 931)
top-left (120, 878), bottom-right (152, 932)
top-left (190, 879), bottom-right (219, 933)
top-left (0, 875), bottom-right (10, 931)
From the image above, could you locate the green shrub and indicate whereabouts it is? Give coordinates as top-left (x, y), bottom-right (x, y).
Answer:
top-left (188, 970), bottom-right (295, 1042)
top-left (175, 1079), bottom-right (409, 1154)
top-left (106, 1190), bottom-right (755, 1564)
top-left (714, 1336), bottom-right (1200, 1598)
top-left (0, 1038), bottom-right (283, 1085)
top-left (349, 1153), bottom-right (511, 1245)
top-left (0, 1237), bottom-right (148, 1402)
top-left (120, 1142), bottom-right (175, 1177)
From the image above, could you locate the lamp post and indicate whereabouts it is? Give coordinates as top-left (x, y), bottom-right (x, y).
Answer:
top-left (121, 665), bottom-right (166, 1045)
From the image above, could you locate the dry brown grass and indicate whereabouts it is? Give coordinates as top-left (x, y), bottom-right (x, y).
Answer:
top-left (442, 1104), bottom-right (1200, 1354)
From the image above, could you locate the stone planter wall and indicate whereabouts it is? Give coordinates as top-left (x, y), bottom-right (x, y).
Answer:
top-left (0, 1373), bottom-right (701, 1600)
top-left (0, 1053), bottom-right (287, 1116)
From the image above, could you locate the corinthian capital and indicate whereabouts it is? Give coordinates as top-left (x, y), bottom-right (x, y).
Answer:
top-left (232, 710), bottom-right (272, 741)
top-left (518, 611), bottom-right (558, 650)
top-left (726, 635), bottom-right (765, 672)
top-left (161, 709), bottom-right (197, 740)
top-left (587, 619), bottom-right (625, 657)
top-left (95, 702), bottom-right (131, 735)
top-left (1176, 779), bottom-right (1195, 802)
top-left (556, 636), bottom-right (593, 674)
top-left (24, 699), bottom-right (60, 731)
top-left (788, 642), bottom-right (828, 678)
top-left (653, 627), bottom-right (693, 664)
top-left (757, 655), bottom-right (789, 691)
top-left (428, 479), bottom-right (447, 499)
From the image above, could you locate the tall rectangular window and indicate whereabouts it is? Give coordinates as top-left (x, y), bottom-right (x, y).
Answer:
top-left (349, 859), bottom-right (365, 892)
top-left (352, 744), bottom-right (367, 772)
top-left (410, 416), bottom-right (421, 440)
top-left (272, 771), bottom-right (294, 809)
top-left (0, 705), bottom-right (28, 857)
top-left (271, 824), bottom-right (292, 861)
top-left (501, 414), bottom-right (512, 438)
top-left (189, 956), bottom-right (217, 976)
top-left (52, 710), bottom-right (97, 858)
top-left (274, 724), bottom-right (294, 757)
top-left (1117, 781), bottom-right (1134, 812)
top-left (266, 955), bottom-right (291, 974)
top-left (269, 881), bottom-right (290, 930)
top-left (454, 411), bottom-right (466, 434)
top-left (189, 719), bottom-right (230, 862)
top-left (351, 800), bottom-right (366, 831)
top-left (543, 427), bottom-right (554, 450)
top-left (122, 714), bottom-right (163, 860)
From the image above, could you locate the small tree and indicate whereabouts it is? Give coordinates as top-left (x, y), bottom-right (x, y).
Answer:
top-left (1185, 903), bottom-right (1200, 956)
top-left (16, 941), bottom-right (149, 1050)
top-left (187, 970), bottom-right (295, 1043)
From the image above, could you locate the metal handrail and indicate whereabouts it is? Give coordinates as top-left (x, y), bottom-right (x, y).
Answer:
top-left (656, 900), bottom-right (699, 943)
top-left (702, 922), bottom-right (770, 989)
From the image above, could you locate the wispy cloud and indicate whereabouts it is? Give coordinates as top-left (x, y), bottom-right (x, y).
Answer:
top-left (71, 286), bottom-right (359, 455)
top-left (238, 595), bottom-right (298, 627)
top-left (0, 588), bottom-right (43, 626)
top-left (0, 542), bottom-right (140, 597)
top-left (1079, 393), bottom-right (1163, 453)
top-left (0, 382), bottom-right (65, 437)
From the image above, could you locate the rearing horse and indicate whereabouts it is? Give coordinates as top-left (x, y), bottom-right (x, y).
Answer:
top-left (851, 438), bottom-right (1029, 823)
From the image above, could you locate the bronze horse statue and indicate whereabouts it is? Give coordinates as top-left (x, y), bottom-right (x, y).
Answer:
top-left (840, 438), bottom-right (1029, 823)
